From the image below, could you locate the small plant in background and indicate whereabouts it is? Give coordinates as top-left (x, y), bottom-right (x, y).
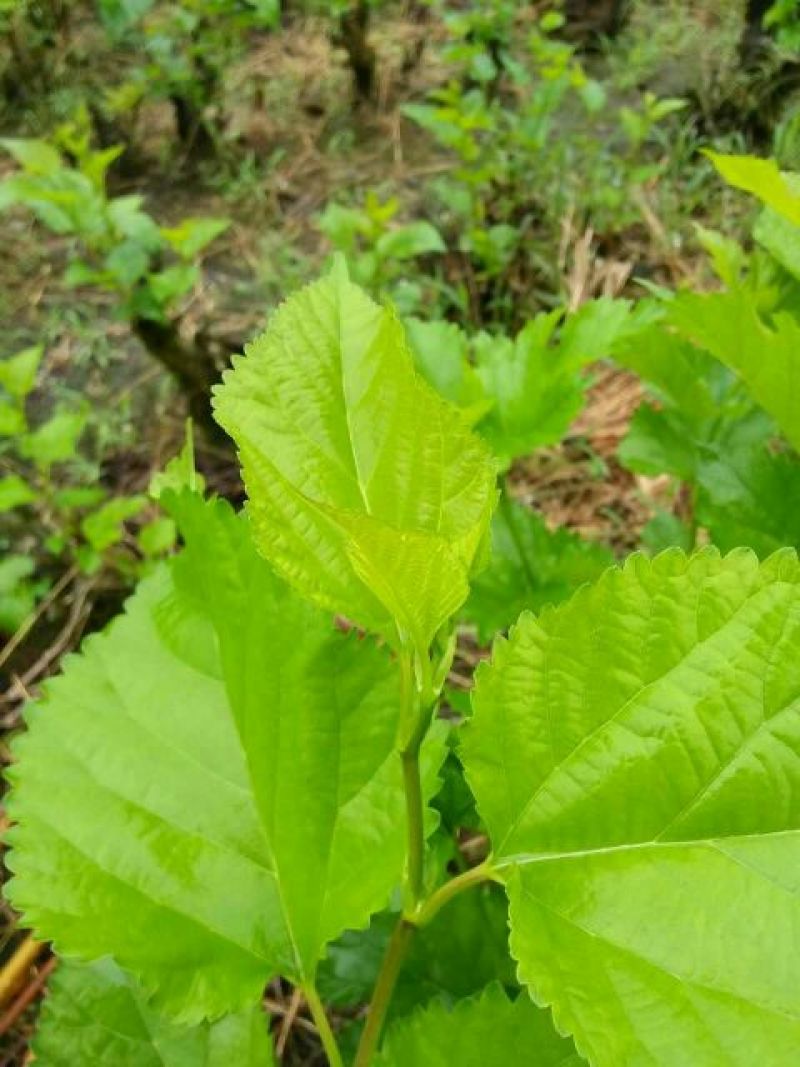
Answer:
top-left (0, 342), bottom-right (180, 643)
top-left (318, 190), bottom-right (445, 313)
top-left (402, 6), bottom-right (688, 323)
top-left (0, 110), bottom-right (230, 434)
top-left (616, 150), bottom-right (800, 556)
top-left (98, 0), bottom-right (280, 159)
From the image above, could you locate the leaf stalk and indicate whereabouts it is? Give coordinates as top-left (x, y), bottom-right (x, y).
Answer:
top-left (303, 983), bottom-right (344, 1067)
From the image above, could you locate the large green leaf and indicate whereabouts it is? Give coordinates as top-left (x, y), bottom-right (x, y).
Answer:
top-left (32, 959), bottom-right (274, 1066)
top-left (376, 984), bottom-right (583, 1067)
top-left (213, 262), bottom-right (496, 655)
top-left (463, 550), bottom-right (800, 1066)
top-left (6, 495), bottom-right (445, 1021)
top-left (463, 496), bottom-right (613, 642)
top-left (669, 288), bottom-right (800, 452)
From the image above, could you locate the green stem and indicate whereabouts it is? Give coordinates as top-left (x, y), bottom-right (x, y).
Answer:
top-left (401, 747), bottom-right (425, 908)
top-left (412, 860), bottom-right (498, 928)
top-left (303, 983), bottom-right (343, 1067)
top-left (352, 919), bottom-right (415, 1067)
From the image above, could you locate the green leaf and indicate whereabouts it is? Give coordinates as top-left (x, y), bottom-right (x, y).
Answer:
top-left (138, 516), bottom-right (178, 556)
top-left (669, 288), bottom-right (800, 452)
top-left (405, 317), bottom-right (491, 424)
top-left (81, 495), bottom-right (148, 551)
top-left (0, 554), bottom-right (39, 632)
top-left (160, 217), bottom-right (230, 260)
top-left (640, 510), bottom-right (694, 555)
top-left (52, 486), bottom-right (107, 510)
top-left (705, 150), bottom-right (800, 226)
top-left (105, 239), bottom-right (152, 288)
top-left (463, 497), bottom-right (613, 642)
top-left (0, 344), bottom-right (43, 399)
top-left (149, 422), bottom-right (205, 499)
top-left (146, 264), bottom-right (198, 310)
top-left (471, 299), bottom-right (642, 467)
top-left (697, 443), bottom-right (800, 556)
top-left (463, 550), bottom-right (800, 1067)
top-left (19, 408), bottom-right (88, 467)
top-left (32, 959), bottom-right (274, 1066)
top-left (0, 137), bottom-right (62, 175)
top-left (212, 262), bottom-right (496, 654)
top-left (472, 311), bottom-right (576, 465)
top-left (619, 403), bottom-right (699, 481)
top-left (375, 221), bottom-right (446, 261)
top-left (376, 984), bottom-right (582, 1067)
top-left (753, 203), bottom-right (800, 282)
top-left (6, 496), bottom-right (446, 1020)
top-left (612, 326), bottom-right (715, 422)
top-left (0, 473), bottom-right (36, 512)
top-left (0, 398), bottom-right (26, 435)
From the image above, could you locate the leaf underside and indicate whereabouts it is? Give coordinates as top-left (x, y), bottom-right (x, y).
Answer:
top-left (6, 495), bottom-right (446, 1022)
top-left (464, 549), bottom-right (800, 1066)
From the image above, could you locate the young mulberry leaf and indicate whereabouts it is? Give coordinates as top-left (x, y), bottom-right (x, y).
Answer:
top-left (463, 549), bottom-right (800, 1066)
top-left (31, 959), bottom-right (274, 1066)
top-left (212, 261), bottom-right (497, 654)
top-left (5, 496), bottom-right (446, 1022)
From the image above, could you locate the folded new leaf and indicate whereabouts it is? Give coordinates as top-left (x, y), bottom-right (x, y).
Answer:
top-left (6, 496), bottom-right (446, 1022)
top-left (212, 260), bottom-right (497, 655)
top-left (463, 549), bottom-right (800, 1066)
top-left (32, 959), bottom-right (274, 1066)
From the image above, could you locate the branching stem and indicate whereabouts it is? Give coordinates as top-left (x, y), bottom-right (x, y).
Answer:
top-left (411, 860), bottom-right (498, 928)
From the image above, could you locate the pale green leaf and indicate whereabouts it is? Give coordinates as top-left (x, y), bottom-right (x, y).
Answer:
top-left (375, 221), bottom-right (445, 261)
top-left (376, 984), bottom-right (582, 1067)
top-left (19, 408), bottom-right (88, 467)
top-left (0, 344), bottom-right (43, 398)
top-left (705, 150), bottom-right (800, 225)
top-left (32, 959), bottom-right (274, 1066)
top-left (212, 262), bottom-right (496, 653)
top-left (669, 288), bottom-right (800, 452)
top-left (6, 496), bottom-right (446, 1021)
top-left (0, 473), bottom-right (36, 512)
top-left (160, 217), bottom-right (230, 260)
top-left (754, 204), bottom-right (800, 281)
top-left (0, 137), bottom-right (62, 175)
top-left (464, 550), bottom-right (800, 1067)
